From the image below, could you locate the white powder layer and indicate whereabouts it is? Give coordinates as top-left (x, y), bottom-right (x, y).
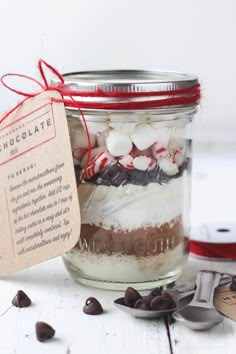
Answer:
top-left (65, 243), bottom-right (184, 283)
top-left (81, 177), bottom-right (183, 231)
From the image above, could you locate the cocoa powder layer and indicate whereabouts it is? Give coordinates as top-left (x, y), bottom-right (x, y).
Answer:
top-left (74, 219), bottom-right (185, 257)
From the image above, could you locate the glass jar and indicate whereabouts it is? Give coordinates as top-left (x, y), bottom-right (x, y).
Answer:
top-left (55, 70), bottom-right (200, 290)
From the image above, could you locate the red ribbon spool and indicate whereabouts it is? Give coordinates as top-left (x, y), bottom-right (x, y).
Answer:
top-left (190, 223), bottom-right (236, 261)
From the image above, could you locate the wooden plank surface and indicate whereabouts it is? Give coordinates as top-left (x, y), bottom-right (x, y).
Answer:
top-left (0, 256), bottom-right (235, 354)
top-left (0, 257), bottom-right (170, 354)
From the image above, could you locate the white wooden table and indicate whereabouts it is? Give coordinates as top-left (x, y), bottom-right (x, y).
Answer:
top-left (0, 151), bottom-right (236, 354)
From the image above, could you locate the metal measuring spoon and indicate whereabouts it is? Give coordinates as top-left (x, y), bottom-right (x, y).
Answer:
top-left (173, 270), bottom-right (224, 330)
top-left (114, 273), bottom-right (232, 319)
top-left (114, 289), bottom-right (194, 319)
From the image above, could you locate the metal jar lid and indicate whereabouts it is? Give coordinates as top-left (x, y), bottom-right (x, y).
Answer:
top-left (51, 70), bottom-right (200, 111)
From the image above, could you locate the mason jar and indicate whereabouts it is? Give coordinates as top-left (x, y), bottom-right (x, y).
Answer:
top-left (54, 70), bottom-right (200, 290)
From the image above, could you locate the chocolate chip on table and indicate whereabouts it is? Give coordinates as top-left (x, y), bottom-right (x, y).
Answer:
top-left (134, 298), bottom-right (150, 310)
top-left (35, 322), bottom-right (55, 342)
top-left (124, 287), bottom-right (142, 308)
top-left (83, 297), bottom-right (103, 315)
top-left (150, 295), bottom-right (172, 311)
top-left (12, 290), bottom-right (31, 308)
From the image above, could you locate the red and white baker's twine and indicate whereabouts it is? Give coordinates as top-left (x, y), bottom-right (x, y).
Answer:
top-left (0, 60), bottom-right (92, 186)
top-left (0, 59), bottom-right (201, 185)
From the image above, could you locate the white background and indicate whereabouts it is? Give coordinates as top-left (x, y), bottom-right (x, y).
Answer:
top-left (0, 0), bottom-right (235, 146)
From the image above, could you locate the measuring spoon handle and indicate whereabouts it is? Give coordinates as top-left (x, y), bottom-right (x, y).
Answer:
top-left (191, 270), bottom-right (222, 308)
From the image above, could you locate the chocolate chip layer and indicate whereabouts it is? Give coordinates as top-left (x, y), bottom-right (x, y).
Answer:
top-left (75, 159), bottom-right (190, 187)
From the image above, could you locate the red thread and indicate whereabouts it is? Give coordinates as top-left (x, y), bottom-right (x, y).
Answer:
top-left (59, 94), bottom-right (200, 110)
top-left (190, 240), bottom-right (236, 260)
top-left (0, 59), bottom-right (91, 187)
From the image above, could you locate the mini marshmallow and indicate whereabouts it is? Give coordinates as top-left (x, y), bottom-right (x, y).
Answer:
top-left (106, 130), bottom-right (133, 157)
top-left (85, 121), bottom-right (108, 134)
top-left (83, 151), bottom-right (115, 179)
top-left (96, 131), bottom-right (107, 147)
top-left (118, 155), bottom-right (134, 170)
top-left (173, 151), bottom-right (184, 166)
top-left (70, 130), bottom-right (96, 150)
top-left (168, 128), bottom-right (186, 151)
top-left (131, 124), bottom-right (158, 150)
top-left (168, 137), bottom-right (186, 152)
top-left (155, 128), bottom-right (171, 148)
top-left (159, 159), bottom-right (179, 176)
top-left (109, 122), bottom-right (137, 134)
top-left (133, 156), bottom-right (154, 171)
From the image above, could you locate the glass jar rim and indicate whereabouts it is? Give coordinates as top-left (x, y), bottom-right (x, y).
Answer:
top-left (51, 70), bottom-right (200, 111)
top-left (52, 69), bottom-right (198, 92)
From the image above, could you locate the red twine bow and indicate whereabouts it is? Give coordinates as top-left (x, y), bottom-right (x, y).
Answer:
top-left (0, 59), bottom-right (91, 186)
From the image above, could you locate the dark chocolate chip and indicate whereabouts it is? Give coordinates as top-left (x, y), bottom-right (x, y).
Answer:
top-left (96, 176), bottom-right (111, 186)
top-left (162, 292), bottom-right (176, 309)
top-left (95, 164), bottom-right (129, 187)
top-left (150, 295), bottom-right (171, 311)
top-left (147, 166), bottom-right (160, 183)
top-left (83, 297), bottom-right (103, 315)
top-left (35, 322), bottom-right (55, 342)
top-left (230, 281), bottom-right (236, 292)
top-left (110, 166), bottom-right (129, 186)
top-left (107, 164), bottom-right (120, 177)
top-left (134, 298), bottom-right (150, 310)
top-left (128, 170), bottom-right (149, 186)
top-left (115, 298), bottom-right (126, 306)
top-left (149, 288), bottom-right (162, 298)
top-left (74, 165), bottom-right (82, 182)
top-left (124, 287), bottom-right (142, 308)
top-left (12, 290), bottom-right (31, 308)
